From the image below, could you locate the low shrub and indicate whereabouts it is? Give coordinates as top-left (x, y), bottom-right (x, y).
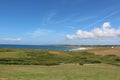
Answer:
top-left (0, 48), bottom-right (120, 66)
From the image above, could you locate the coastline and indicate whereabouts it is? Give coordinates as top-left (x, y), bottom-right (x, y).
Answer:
top-left (69, 47), bottom-right (87, 51)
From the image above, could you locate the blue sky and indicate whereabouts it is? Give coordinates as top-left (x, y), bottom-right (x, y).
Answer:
top-left (0, 0), bottom-right (120, 45)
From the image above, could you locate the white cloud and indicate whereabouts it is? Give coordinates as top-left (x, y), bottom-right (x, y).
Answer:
top-left (102, 22), bottom-right (111, 29)
top-left (66, 35), bottom-right (76, 39)
top-left (67, 22), bottom-right (120, 39)
top-left (1, 38), bottom-right (22, 42)
top-left (31, 29), bottom-right (52, 37)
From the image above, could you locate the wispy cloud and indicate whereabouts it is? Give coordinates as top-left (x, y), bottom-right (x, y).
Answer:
top-left (73, 16), bottom-right (96, 23)
top-left (67, 22), bottom-right (120, 39)
top-left (42, 12), bottom-right (57, 26)
top-left (42, 12), bottom-right (95, 26)
top-left (1, 38), bottom-right (22, 42)
top-left (67, 26), bottom-right (76, 29)
top-left (82, 8), bottom-right (120, 30)
top-left (30, 29), bottom-right (52, 37)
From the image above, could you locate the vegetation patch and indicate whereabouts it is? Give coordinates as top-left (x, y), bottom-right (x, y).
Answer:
top-left (0, 48), bottom-right (120, 66)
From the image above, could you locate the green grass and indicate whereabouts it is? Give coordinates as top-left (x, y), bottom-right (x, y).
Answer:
top-left (0, 48), bottom-right (120, 80)
top-left (0, 48), bottom-right (120, 66)
top-left (0, 64), bottom-right (120, 80)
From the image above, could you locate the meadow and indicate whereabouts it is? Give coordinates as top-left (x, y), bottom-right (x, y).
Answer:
top-left (0, 48), bottom-right (120, 66)
top-left (0, 64), bottom-right (120, 80)
top-left (0, 47), bottom-right (120, 80)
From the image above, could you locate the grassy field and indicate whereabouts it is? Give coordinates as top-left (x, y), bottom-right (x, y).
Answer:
top-left (0, 48), bottom-right (120, 65)
top-left (0, 48), bottom-right (120, 80)
top-left (74, 46), bottom-right (120, 56)
top-left (85, 47), bottom-right (120, 56)
top-left (0, 64), bottom-right (120, 80)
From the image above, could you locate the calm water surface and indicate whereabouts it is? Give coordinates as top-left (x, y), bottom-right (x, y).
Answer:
top-left (0, 44), bottom-right (78, 50)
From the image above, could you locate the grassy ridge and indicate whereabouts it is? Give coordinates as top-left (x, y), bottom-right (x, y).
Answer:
top-left (0, 48), bottom-right (120, 66)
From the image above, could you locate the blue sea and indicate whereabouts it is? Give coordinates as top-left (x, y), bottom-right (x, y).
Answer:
top-left (0, 44), bottom-right (83, 51)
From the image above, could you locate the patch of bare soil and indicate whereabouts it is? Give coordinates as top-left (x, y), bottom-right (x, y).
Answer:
top-left (49, 51), bottom-right (62, 54)
top-left (87, 47), bottom-right (120, 56)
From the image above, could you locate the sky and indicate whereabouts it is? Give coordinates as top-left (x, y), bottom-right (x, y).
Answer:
top-left (0, 0), bottom-right (120, 45)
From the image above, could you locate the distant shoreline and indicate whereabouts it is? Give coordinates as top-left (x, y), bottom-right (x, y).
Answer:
top-left (0, 44), bottom-right (120, 46)
top-left (0, 44), bottom-right (86, 51)
top-left (0, 44), bottom-right (120, 51)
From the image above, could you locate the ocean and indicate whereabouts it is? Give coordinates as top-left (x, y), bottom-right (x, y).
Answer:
top-left (0, 44), bottom-right (83, 51)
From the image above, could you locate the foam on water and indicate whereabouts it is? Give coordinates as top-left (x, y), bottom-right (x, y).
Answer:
top-left (70, 47), bottom-right (87, 51)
